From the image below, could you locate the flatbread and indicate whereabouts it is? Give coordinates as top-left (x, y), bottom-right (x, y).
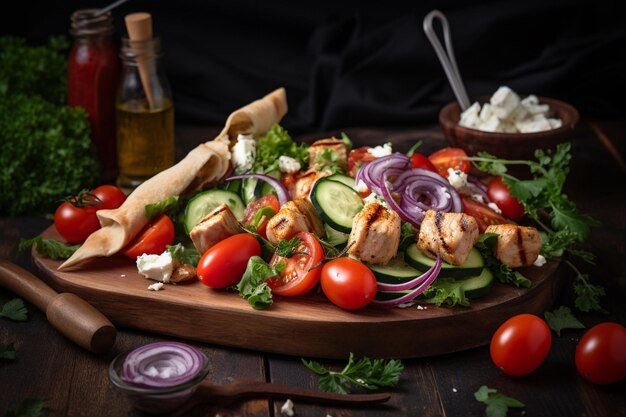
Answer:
top-left (59, 88), bottom-right (288, 270)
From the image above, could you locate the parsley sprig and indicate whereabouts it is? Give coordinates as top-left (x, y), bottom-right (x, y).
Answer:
top-left (544, 305), bottom-right (585, 336)
top-left (302, 353), bottom-right (404, 394)
top-left (0, 298), bottom-right (28, 322)
top-left (469, 143), bottom-right (604, 312)
top-left (474, 385), bottom-right (525, 417)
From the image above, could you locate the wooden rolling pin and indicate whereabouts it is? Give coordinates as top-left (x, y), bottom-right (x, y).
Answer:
top-left (0, 260), bottom-right (116, 353)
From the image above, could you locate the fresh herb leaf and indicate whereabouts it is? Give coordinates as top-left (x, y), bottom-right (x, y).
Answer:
top-left (276, 236), bottom-right (303, 258)
top-left (474, 385), bottom-right (525, 417)
top-left (255, 124), bottom-right (308, 172)
top-left (421, 278), bottom-right (470, 307)
top-left (0, 343), bottom-right (17, 360)
top-left (19, 236), bottom-right (79, 260)
top-left (475, 234), bottom-right (531, 288)
top-left (406, 140), bottom-right (424, 157)
top-left (340, 132), bottom-right (353, 151)
top-left (544, 306), bottom-right (585, 336)
top-left (4, 398), bottom-right (45, 417)
top-left (145, 196), bottom-right (179, 221)
top-left (398, 222), bottom-right (416, 252)
top-left (0, 298), bottom-right (28, 322)
top-left (315, 148), bottom-right (345, 174)
top-left (252, 207), bottom-right (276, 229)
top-left (234, 256), bottom-right (281, 309)
top-left (166, 243), bottom-right (200, 267)
top-left (302, 353), bottom-right (404, 394)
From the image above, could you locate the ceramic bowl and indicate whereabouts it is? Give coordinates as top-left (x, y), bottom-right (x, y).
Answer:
top-left (438, 96), bottom-right (579, 162)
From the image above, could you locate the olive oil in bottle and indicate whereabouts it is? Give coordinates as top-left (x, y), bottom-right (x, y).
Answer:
top-left (116, 99), bottom-right (174, 189)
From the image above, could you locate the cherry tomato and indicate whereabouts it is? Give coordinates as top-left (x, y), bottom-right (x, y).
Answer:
top-left (267, 232), bottom-right (324, 296)
top-left (490, 314), bottom-right (552, 376)
top-left (54, 202), bottom-right (99, 244)
top-left (575, 322), bottom-right (626, 385)
top-left (348, 146), bottom-right (377, 177)
top-left (320, 257), bottom-right (377, 310)
top-left (123, 214), bottom-right (176, 259)
top-left (196, 233), bottom-right (261, 289)
top-left (409, 152), bottom-right (438, 173)
top-left (242, 195), bottom-right (280, 239)
top-left (487, 177), bottom-right (524, 221)
top-left (428, 147), bottom-right (470, 178)
top-left (91, 185), bottom-right (127, 210)
top-left (462, 197), bottom-right (509, 232)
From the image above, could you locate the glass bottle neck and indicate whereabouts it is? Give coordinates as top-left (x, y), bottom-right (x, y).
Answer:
top-left (119, 37), bottom-right (162, 65)
top-left (71, 9), bottom-right (114, 39)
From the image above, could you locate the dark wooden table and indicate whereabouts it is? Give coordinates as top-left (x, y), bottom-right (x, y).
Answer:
top-left (1, 120), bottom-right (625, 417)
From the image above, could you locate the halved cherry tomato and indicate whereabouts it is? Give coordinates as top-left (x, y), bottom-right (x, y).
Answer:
top-left (242, 194), bottom-right (280, 239)
top-left (575, 322), bottom-right (626, 385)
top-left (92, 185), bottom-right (127, 210)
top-left (348, 146), bottom-right (377, 177)
top-left (490, 314), bottom-right (552, 376)
top-left (196, 233), bottom-right (262, 289)
top-left (462, 197), bottom-right (508, 232)
top-left (320, 257), bottom-right (377, 310)
top-left (428, 147), bottom-right (470, 178)
top-left (410, 152), bottom-right (437, 173)
top-left (123, 214), bottom-right (175, 259)
top-left (267, 232), bottom-right (324, 296)
top-left (487, 177), bottom-right (524, 222)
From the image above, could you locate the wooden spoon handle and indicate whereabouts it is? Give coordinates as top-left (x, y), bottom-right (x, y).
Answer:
top-left (200, 379), bottom-right (391, 406)
top-left (0, 260), bottom-right (116, 353)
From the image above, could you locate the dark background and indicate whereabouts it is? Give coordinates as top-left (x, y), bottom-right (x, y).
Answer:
top-left (2, 0), bottom-right (625, 133)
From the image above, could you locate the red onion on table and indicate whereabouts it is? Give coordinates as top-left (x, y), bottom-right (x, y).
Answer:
top-left (225, 173), bottom-right (290, 206)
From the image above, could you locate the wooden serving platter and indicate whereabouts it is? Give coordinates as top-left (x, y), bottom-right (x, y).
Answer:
top-left (33, 226), bottom-right (564, 359)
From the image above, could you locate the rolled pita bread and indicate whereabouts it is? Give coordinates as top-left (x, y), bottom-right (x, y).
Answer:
top-left (59, 88), bottom-right (288, 270)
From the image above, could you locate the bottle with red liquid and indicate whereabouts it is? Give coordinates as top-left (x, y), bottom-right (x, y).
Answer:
top-left (68, 9), bottom-right (120, 182)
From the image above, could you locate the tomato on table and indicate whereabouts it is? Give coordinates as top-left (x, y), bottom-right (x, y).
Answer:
top-left (490, 314), bottom-right (552, 376)
top-left (487, 176), bottom-right (524, 221)
top-left (196, 233), bottom-right (261, 289)
top-left (575, 322), bottom-right (626, 385)
top-left (348, 146), bottom-right (377, 177)
top-left (267, 231), bottom-right (324, 296)
top-left (320, 257), bottom-right (377, 310)
top-left (409, 152), bottom-right (437, 173)
top-left (123, 214), bottom-right (175, 259)
top-left (462, 197), bottom-right (509, 232)
top-left (428, 147), bottom-right (470, 178)
top-left (241, 194), bottom-right (280, 239)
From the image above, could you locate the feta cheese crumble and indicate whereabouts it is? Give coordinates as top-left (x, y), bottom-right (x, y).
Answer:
top-left (487, 202), bottom-right (502, 214)
top-left (447, 168), bottom-right (468, 189)
top-left (278, 155), bottom-right (301, 173)
top-left (355, 179), bottom-right (369, 194)
top-left (459, 86), bottom-right (562, 133)
top-left (281, 399), bottom-right (295, 416)
top-left (533, 254), bottom-right (547, 267)
top-left (148, 282), bottom-right (164, 291)
top-left (367, 142), bottom-right (393, 158)
top-left (231, 134), bottom-right (256, 174)
top-left (137, 251), bottom-right (174, 283)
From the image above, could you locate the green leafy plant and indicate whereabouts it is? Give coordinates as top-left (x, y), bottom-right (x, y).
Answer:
top-left (302, 353), bottom-right (404, 394)
top-left (234, 256), bottom-right (283, 309)
top-left (0, 298), bottom-right (28, 322)
top-left (0, 343), bottom-right (17, 360)
top-left (474, 385), bottom-right (525, 417)
top-left (544, 305), bottom-right (585, 336)
top-left (254, 124), bottom-right (308, 173)
top-left (19, 237), bottom-right (79, 260)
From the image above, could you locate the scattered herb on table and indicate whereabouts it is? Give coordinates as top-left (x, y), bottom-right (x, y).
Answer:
top-left (302, 352), bottom-right (404, 394)
top-left (470, 143), bottom-right (604, 312)
top-left (19, 236), bottom-right (79, 260)
top-left (0, 298), bottom-right (28, 322)
top-left (0, 343), bottom-right (17, 360)
top-left (4, 398), bottom-right (46, 417)
top-left (544, 305), bottom-right (585, 336)
top-left (474, 385), bottom-right (525, 417)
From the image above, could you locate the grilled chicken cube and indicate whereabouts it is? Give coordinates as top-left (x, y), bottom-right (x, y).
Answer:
top-left (348, 202), bottom-right (401, 265)
top-left (291, 170), bottom-right (331, 200)
top-left (189, 204), bottom-right (240, 254)
top-left (266, 198), bottom-right (325, 244)
top-left (417, 210), bottom-right (479, 266)
top-left (485, 224), bottom-right (541, 268)
top-left (308, 138), bottom-right (348, 170)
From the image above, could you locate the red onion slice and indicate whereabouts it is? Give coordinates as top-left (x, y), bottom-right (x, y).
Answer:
top-left (120, 342), bottom-right (206, 389)
top-left (376, 253), bottom-right (442, 292)
top-left (355, 153), bottom-right (409, 194)
top-left (372, 254), bottom-right (442, 307)
top-left (226, 174), bottom-right (290, 206)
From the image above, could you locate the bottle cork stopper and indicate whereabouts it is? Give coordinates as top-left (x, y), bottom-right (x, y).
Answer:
top-left (125, 12), bottom-right (154, 108)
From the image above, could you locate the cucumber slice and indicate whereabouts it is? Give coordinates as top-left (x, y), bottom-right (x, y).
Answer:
top-left (324, 223), bottom-right (349, 246)
top-left (369, 254), bottom-right (425, 284)
top-left (405, 245), bottom-right (484, 279)
top-left (254, 169), bottom-right (281, 198)
top-left (219, 178), bottom-right (242, 194)
top-left (325, 173), bottom-right (356, 189)
top-left (374, 289), bottom-right (413, 302)
top-left (184, 189), bottom-right (245, 233)
top-left (462, 268), bottom-right (494, 299)
top-left (241, 177), bottom-right (257, 205)
top-left (311, 178), bottom-right (363, 233)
